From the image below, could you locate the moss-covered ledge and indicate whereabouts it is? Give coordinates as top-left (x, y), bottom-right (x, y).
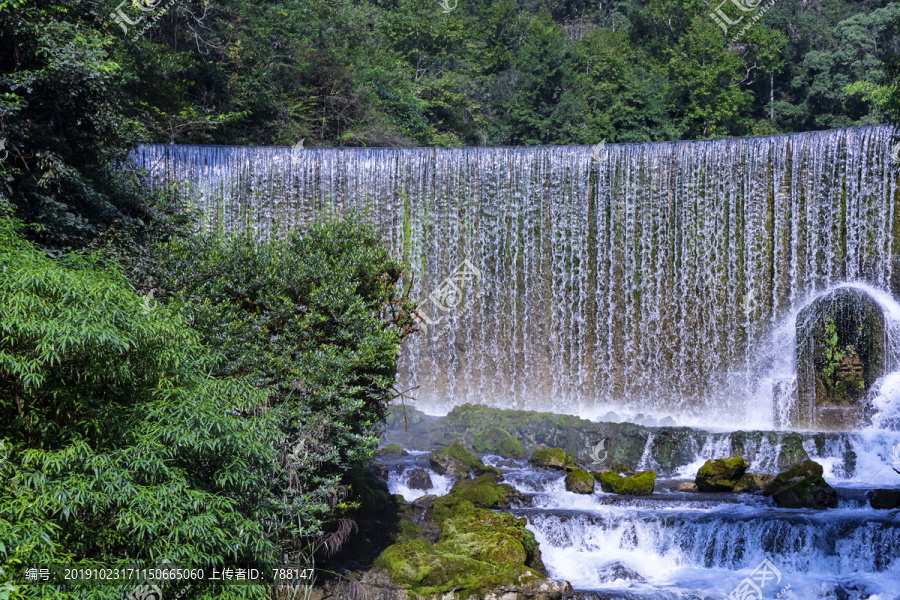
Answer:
top-left (365, 471), bottom-right (569, 599)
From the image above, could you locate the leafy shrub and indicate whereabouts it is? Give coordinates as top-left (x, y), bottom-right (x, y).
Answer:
top-left (0, 212), bottom-right (278, 598)
top-left (153, 216), bottom-right (417, 559)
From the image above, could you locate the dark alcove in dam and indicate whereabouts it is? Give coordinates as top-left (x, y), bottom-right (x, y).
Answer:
top-left (795, 287), bottom-right (886, 430)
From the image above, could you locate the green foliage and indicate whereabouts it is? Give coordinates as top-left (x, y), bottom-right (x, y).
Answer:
top-left (0, 213), bottom-right (278, 598)
top-left (0, 0), bottom-right (148, 249)
top-left (151, 216), bottom-right (417, 557)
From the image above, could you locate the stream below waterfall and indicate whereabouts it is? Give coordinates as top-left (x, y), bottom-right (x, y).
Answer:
top-left (383, 440), bottom-right (900, 600)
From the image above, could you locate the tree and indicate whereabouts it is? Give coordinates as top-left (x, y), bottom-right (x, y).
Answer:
top-left (0, 208), bottom-right (278, 599)
top-left (150, 217), bottom-right (418, 562)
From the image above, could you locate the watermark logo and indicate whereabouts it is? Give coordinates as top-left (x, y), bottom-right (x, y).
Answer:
top-left (110, 0), bottom-right (179, 41)
top-left (726, 558), bottom-right (788, 600)
top-left (0, 138), bottom-right (9, 163)
top-left (413, 259), bottom-right (487, 337)
top-left (289, 439), bottom-right (308, 463)
top-left (589, 439), bottom-right (608, 465)
top-left (890, 142), bottom-right (900, 165)
top-left (591, 140), bottom-right (606, 163)
top-left (889, 441), bottom-right (900, 475)
top-left (709, 0), bottom-right (777, 40)
top-left (127, 560), bottom-right (191, 600)
top-left (437, 0), bottom-right (457, 13)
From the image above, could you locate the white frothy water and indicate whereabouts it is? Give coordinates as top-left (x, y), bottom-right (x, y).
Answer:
top-left (132, 126), bottom-right (900, 424)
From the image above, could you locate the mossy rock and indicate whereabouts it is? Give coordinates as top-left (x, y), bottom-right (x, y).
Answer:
top-left (374, 512), bottom-right (544, 597)
top-left (438, 509), bottom-right (531, 565)
top-left (733, 473), bottom-right (776, 494)
top-left (530, 447), bottom-right (578, 471)
top-left (376, 443), bottom-right (409, 458)
top-left (431, 496), bottom-right (477, 525)
top-left (430, 441), bottom-right (501, 478)
top-left (609, 462), bottom-right (635, 476)
top-left (564, 469), bottom-right (595, 494)
top-left (772, 475), bottom-right (838, 509)
top-left (694, 457), bottom-right (749, 492)
top-left (776, 433), bottom-right (810, 470)
top-left (472, 427), bottom-right (526, 459)
top-left (449, 474), bottom-right (519, 509)
top-left (596, 470), bottom-right (655, 495)
top-left (764, 459), bottom-right (824, 495)
top-left (390, 520), bottom-right (424, 545)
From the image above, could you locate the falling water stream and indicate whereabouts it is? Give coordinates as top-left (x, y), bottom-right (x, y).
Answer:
top-left (132, 125), bottom-right (900, 599)
top-left (133, 125), bottom-right (900, 427)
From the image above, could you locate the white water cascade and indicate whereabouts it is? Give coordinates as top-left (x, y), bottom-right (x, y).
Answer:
top-left (132, 125), bottom-right (900, 427)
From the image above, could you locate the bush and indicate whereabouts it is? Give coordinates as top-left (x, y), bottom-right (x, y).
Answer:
top-left (152, 216), bottom-right (417, 558)
top-left (0, 213), bottom-right (278, 599)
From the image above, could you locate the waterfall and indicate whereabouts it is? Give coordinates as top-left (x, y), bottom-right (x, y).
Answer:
top-left (132, 126), bottom-right (900, 425)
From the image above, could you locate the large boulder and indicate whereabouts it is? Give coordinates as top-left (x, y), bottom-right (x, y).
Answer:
top-left (372, 473), bottom-right (566, 600)
top-left (776, 433), bottom-right (810, 470)
top-left (867, 489), bottom-right (900, 509)
top-left (765, 460), bottom-right (838, 509)
top-left (530, 447), bottom-right (579, 472)
top-left (694, 457), bottom-right (750, 492)
top-left (795, 287), bottom-right (885, 430)
top-left (407, 468), bottom-right (433, 491)
top-left (377, 443), bottom-right (409, 458)
top-left (596, 562), bottom-right (645, 583)
top-left (596, 471), bottom-right (656, 495)
top-left (447, 474), bottom-right (521, 509)
top-left (733, 473), bottom-right (776, 494)
top-left (564, 469), bottom-right (595, 494)
top-left (430, 441), bottom-right (501, 478)
top-left (472, 427), bottom-right (526, 459)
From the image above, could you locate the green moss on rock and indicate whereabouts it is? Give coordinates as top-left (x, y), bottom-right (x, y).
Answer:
top-left (596, 470), bottom-right (655, 495)
top-left (733, 473), bottom-right (776, 494)
top-left (772, 475), bottom-right (838, 509)
top-left (472, 427), bottom-right (526, 459)
top-left (695, 457), bottom-right (750, 492)
top-left (564, 468), bottom-right (595, 494)
top-left (431, 496), bottom-right (477, 525)
top-left (438, 509), bottom-right (530, 565)
top-left (430, 441), bottom-right (502, 477)
top-left (764, 459), bottom-right (824, 495)
top-left (450, 474), bottom-right (519, 509)
top-left (530, 447), bottom-right (579, 471)
top-left (373, 505), bottom-right (544, 597)
top-left (376, 443), bottom-right (409, 458)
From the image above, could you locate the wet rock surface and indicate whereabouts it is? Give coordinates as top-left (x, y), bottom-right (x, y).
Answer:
top-left (695, 457), bottom-right (750, 492)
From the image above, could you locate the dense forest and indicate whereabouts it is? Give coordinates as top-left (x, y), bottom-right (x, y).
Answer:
top-left (2, 0), bottom-right (900, 246)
